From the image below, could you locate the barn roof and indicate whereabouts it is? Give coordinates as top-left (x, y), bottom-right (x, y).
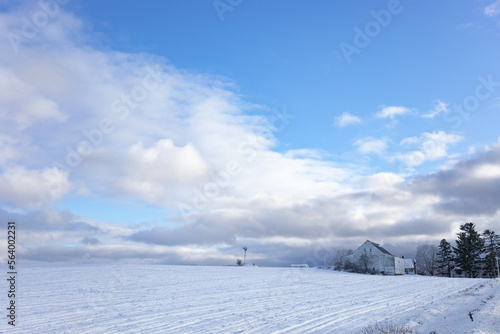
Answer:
top-left (366, 240), bottom-right (393, 256)
top-left (404, 258), bottom-right (414, 269)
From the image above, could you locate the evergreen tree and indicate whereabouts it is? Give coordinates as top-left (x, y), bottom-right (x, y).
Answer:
top-left (482, 229), bottom-right (500, 278)
top-left (436, 239), bottom-right (454, 277)
top-left (453, 222), bottom-right (484, 278)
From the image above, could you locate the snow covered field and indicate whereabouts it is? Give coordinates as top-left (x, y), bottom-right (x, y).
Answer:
top-left (2, 264), bottom-right (499, 333)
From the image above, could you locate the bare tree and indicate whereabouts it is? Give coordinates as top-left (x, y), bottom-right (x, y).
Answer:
top-left (416, 244), bottom-right (438, 275)
top-left (331, 248), bottom-right (353, 269)
top-left (359, 253), bottom-right (372, 273)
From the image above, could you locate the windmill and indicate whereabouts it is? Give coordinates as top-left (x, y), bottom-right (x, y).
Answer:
top-left (242, 246), bottom-right (247, 265)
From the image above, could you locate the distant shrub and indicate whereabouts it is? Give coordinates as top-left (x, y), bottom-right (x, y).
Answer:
top-left (359, 322), bottom-right (418, 334)
top-left (343, 260), bottom-right (362, 273)
top-left (344, 259), bottom-right (378, 274)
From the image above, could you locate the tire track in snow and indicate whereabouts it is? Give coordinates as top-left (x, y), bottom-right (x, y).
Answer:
top-left (270, 279), bottom-right (492, 333)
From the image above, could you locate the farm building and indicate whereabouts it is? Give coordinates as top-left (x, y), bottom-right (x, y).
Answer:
top-left (404, 258), bottom-right (415, 275)
top-left (342, 240), bottom-right (405, 275)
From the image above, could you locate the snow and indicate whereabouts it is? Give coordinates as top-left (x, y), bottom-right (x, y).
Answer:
top-left (2, 264), bottom-right (499, 333)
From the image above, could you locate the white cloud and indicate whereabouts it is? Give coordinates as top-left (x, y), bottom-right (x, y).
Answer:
top-left (399, 131), bottom-right (464, 167)
top-left (472, 164), bottom-right (500, 179)
top-left (422, 100), bottom-right (449, 119)
top-left (334, 112), bottom-right (361, 127)
top-left (0, 134), bottom-right (22, 164)
top-left (0, 167), bottom-right (71, 209)
top-left (115, 139), bottom-right (209, 203)
top-left (354, 137), bottom-right (388, 155)
top-left (484, 0), bottom-right (500, 17)
top-left (360, 172), bottom-right (405, 189)
top-left (376, 106), bottom-right (411, 119)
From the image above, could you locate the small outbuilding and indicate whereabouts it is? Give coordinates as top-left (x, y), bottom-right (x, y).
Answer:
top-left (342, 240), bottom-right (405, 275)
top-left (404, 258), bottom-right (415, 275)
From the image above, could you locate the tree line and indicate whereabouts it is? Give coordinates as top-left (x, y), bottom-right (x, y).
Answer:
top-left (416, 222), bottom-right (500, 278)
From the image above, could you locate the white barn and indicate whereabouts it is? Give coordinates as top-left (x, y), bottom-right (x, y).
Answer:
top-left (342, 240), bottom-right (405, 275)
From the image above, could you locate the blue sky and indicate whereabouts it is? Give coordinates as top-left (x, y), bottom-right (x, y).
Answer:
top-left (72, 0), bottom-right (500, 166)
top-left (1, 0), bottom-right (500, 266)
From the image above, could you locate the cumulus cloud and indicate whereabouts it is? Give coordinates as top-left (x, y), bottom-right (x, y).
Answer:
top-left (360, 172), bottom-right (405, 189)
top-left (376, 106), bottom-right (411, 119)
top-left (334, 112), bottom-right (361, 127)
top-left (115, 139), bottom-right (209, 203)
top-left (398, 131), bottom-right (463, 167)
top-left (0, 166), bottom-right (71, 209)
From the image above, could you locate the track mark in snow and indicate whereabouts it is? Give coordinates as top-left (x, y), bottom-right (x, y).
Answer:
top-left (413, 278), bottom-right (500, 334)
